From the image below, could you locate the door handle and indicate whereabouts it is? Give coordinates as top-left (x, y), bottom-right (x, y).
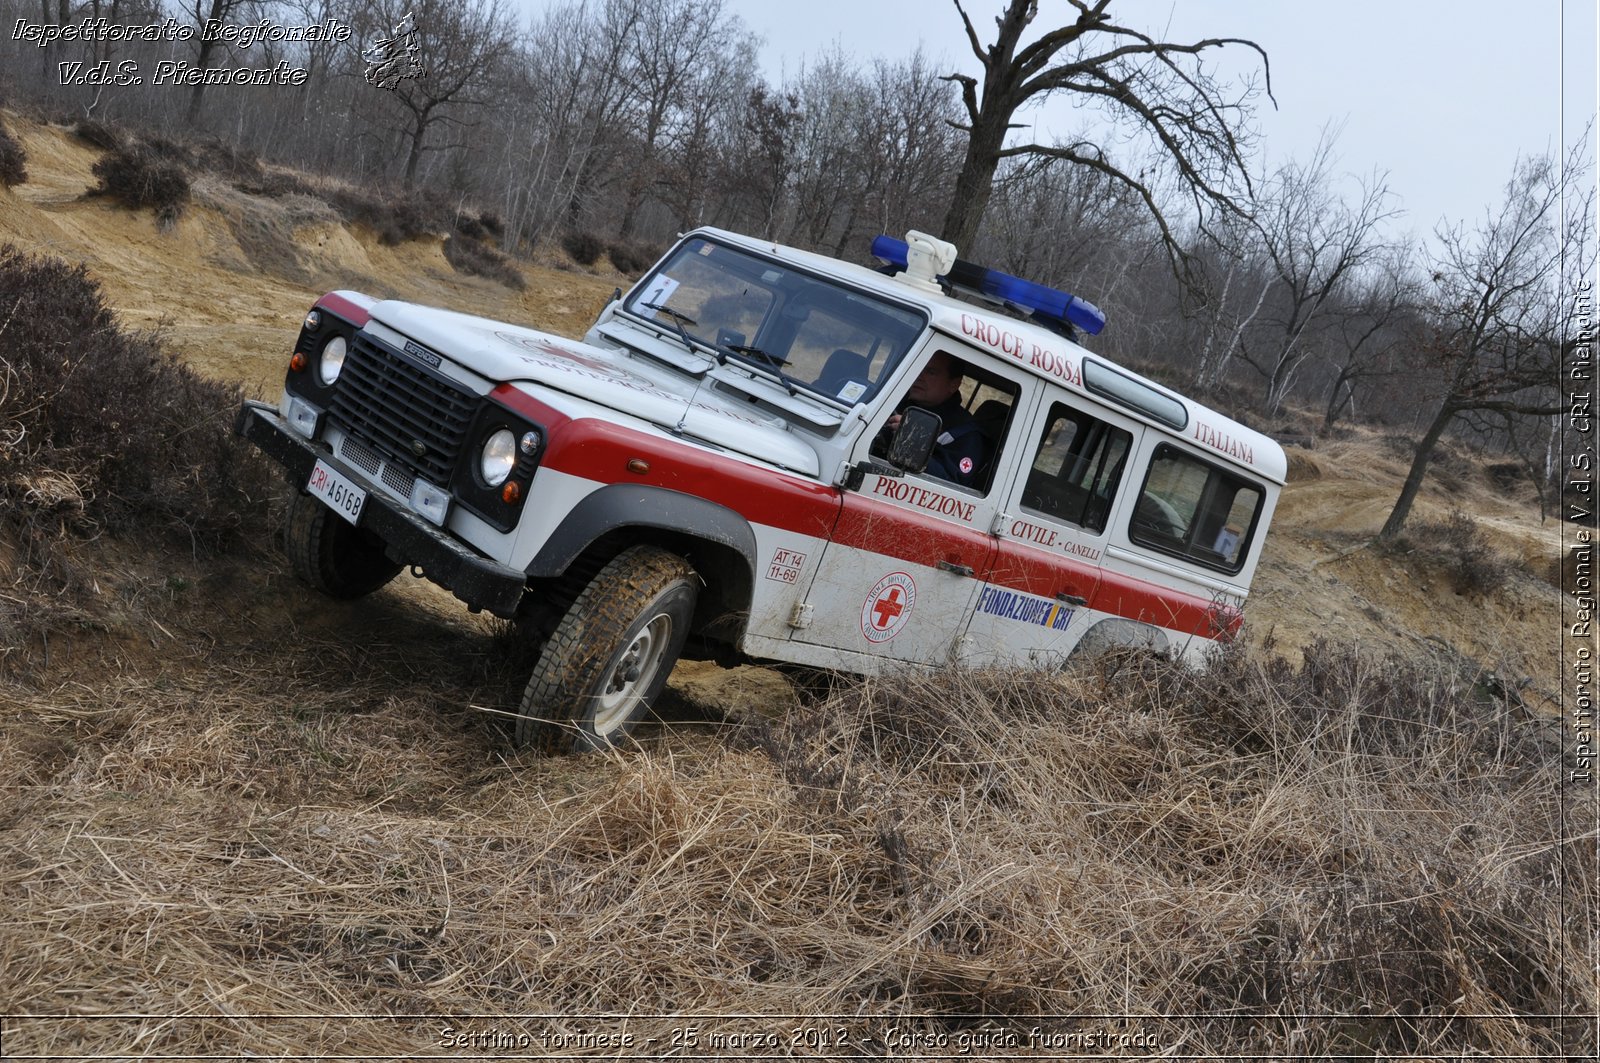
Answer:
top-left (1056, 592), bottom-right (1088, 607)
top-left (937, 559), bottom-right (975, 577)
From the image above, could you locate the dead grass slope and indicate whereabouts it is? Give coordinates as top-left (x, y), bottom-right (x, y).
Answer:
top-left (0, 114), bottom-right (611, 398)
top-left (2, 582), bottom-right (1590, 1056)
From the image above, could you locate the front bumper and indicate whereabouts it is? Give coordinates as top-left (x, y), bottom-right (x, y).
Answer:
top-left (235, 400), bottom-right (526, 618)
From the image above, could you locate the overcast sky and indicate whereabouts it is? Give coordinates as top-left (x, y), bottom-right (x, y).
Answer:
top-left (736, 0), bottom-right (1597, 243)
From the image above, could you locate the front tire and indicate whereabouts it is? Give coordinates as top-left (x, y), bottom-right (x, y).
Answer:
top-left (514, 545), bottom-right (698, 753)
top-left (284, 490), bottom-right (402, 599)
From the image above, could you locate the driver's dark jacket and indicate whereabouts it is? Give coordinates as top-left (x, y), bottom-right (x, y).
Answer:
top-left (906, 394), bottom-right (986, 488)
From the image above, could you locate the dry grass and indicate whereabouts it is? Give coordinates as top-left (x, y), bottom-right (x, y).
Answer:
top-left (2, 582), bottom-right (1592, 1058)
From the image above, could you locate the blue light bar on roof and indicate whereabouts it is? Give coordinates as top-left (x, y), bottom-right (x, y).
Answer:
top-left (870, 235), bottom-right (1106, 336)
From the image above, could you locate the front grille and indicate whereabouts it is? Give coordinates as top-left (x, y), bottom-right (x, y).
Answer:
top-left (329, 334), bottom-right (477, 487)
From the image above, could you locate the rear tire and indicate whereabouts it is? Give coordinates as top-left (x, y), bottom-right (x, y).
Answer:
top-left (515, 545), bottom-right (698, 754)
top-left (284, 490), bottom-right (402, 599)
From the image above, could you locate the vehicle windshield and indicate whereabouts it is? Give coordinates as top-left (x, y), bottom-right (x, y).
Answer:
top-left (623, 236), bottom-right (927, 405)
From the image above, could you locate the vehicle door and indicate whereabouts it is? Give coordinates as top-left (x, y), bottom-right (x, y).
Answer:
top-left (958, 392), bottom-right (1146, 667)
top-left (791, 343), bottom-right (1032, 668)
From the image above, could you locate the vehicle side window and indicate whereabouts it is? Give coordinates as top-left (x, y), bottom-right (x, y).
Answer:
top-left (1130, 443), bottom-right (1264, 573)
top-left (961, 377), bottom-right (1018, 495)
top-left (1020, 402), bottom-right (1132, 533)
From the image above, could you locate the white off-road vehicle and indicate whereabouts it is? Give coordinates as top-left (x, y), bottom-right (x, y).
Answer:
top-left (236, 229), bottom-right (1284, 752)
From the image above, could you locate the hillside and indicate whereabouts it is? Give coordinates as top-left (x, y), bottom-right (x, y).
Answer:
top-left (0, 113), bottom-right (1588, 1058)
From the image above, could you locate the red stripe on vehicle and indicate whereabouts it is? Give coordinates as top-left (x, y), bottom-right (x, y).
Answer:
top-left (490, 383), bottom-right (572, 431)
top-left (316, 292), bottom-right (371, 326)
top-left (539, 417), bottom-right (842, 538)
top-left (540, 417), bottom-right (1224, 640)
top-left (991, 538), bottom-right (1216, 638)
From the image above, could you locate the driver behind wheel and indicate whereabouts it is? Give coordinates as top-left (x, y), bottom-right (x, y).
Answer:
top-left (883, 351), bottom-right (986, 487)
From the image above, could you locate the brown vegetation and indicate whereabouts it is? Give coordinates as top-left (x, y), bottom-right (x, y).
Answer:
top-left (0, 115), bottom-right (25, 187)
top-left (87, 142), bottom-right (193, 227)
top-left (0, 245), bottom-right (271, 608)
top-left (442, 232), bottom-right (526, 290)
top-left (1, 611), bottom-right (1589, 1057)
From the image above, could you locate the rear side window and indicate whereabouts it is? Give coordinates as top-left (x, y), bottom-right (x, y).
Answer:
top-left (1020, 402), bottom-right (1132, 533)
top-left (1130, 444), bottom-right (1263, 573)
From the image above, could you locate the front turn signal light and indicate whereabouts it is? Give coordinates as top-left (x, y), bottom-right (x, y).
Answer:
top-left (289, 351), bottom-right (308, 372)
top-left (501, 481), bottom-right (522, 504)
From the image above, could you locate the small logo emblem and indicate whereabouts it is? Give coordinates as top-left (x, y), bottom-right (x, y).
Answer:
top-left (363, 11), bottom-right (426, 92)
top-left (861, 571), bottom-right (916, 644)
top-left (402, 340), bottom-right (442, 368)
top-left (959, 455), bottom-right (974, 475)
top-left (410, 439), bottom-right (427, 457)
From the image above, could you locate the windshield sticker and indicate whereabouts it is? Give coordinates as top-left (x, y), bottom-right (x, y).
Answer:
top-left (836, 380), bottom-right (867, 403)
top-left (977, 585), bottom-right (1076, 631)
top-left (635, 275), bottom-right (680, 315)
top-left (861, 572), bottom-right (916, 643)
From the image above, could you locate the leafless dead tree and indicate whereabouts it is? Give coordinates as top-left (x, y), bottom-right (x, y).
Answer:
top-left (1380, 140), bottom-right (1594, 539)
top-left (939, 0), bottom-right (1271, 266)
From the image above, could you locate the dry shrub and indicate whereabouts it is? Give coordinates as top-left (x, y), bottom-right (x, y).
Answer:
top-left (0, 245), bottom-right (272, 595)
top-left (0, 628), bottom-right (1586, 1058)
top-left (324, 187), bottom-right (451, 245)
top-left (442, 234), bottom-right (526, 290)
top-left (477, 211), bottom-right (505, 239)
top-left (0, 117), bottom-right (26, 187)
top-left (88, 142), bottom-right (192, 226)
top-left (561, 230), bottom-right (604, 266)
top-left (1381, 508), bottom-right (1516, 595)
top-left (606, 239), bottom-right (661, 276)
top-left (71, 118), bottom-right (123, 150)
top-left (742, 642), bottom-right (1583, 1055)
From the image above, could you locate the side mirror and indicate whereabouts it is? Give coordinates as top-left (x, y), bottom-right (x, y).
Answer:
top-left (888, 406), bottom-right (941, 473)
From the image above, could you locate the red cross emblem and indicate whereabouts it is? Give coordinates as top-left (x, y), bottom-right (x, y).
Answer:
top-left (861, 572), bottom-right (916, 643)
top-left (871, 587), bottom-right (904, 629)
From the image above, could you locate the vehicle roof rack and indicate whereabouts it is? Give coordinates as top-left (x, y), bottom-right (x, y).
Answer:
top-left (870, 233), bottom-right (1106, 338)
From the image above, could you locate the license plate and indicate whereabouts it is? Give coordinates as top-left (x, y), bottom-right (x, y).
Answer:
top-left (306, 459), bottom-right (366, 525)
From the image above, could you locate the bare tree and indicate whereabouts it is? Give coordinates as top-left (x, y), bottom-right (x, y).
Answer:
top-left (615, 0), bottom-right (749, 239)
top-left (654, 38), bottom-right (758, 233)
top-left (180, 0), bottom-right (257, 126)
top-left (1379, 142), bottom-right (1594, 539)
top-left (1320, 245), bottom-right (1420, 432)
top-left (1237, 134), bottom-right (1399, 414)
top-left (1183, 213), bottom-right (1272, 392)
top-left (354, 0), bottom-right (516, 187)
top-left (727, 85), bottom-right (801, 238)
top-left (939, 0), bottom-right (1270, 259)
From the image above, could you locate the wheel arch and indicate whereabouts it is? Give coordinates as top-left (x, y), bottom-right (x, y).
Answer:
top-left (525, 484), bottom-right (757, 647)
top-left (1066, 617), bottom-right (1171, 661)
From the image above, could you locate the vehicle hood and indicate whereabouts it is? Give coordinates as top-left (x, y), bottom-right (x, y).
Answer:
top-left (367, 301), bottom-right (821, 476)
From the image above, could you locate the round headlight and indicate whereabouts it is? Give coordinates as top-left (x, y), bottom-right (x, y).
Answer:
top-left (318, 335), bottom-right (347, 385)
top-left (479, 428), bottom-right (517, 487)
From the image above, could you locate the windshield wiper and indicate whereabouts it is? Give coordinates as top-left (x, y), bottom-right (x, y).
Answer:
top-left (724, 343), bottom-right (789, 370)
top-left (641, 302), bottom-right (701, 355)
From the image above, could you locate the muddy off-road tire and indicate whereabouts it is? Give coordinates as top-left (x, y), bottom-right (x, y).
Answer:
top-left (515, 545), bottom-right (698, 754)
top-left (284, 490), bottom-right (402, 599)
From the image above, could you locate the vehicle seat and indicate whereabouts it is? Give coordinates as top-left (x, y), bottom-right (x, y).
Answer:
top-left (815, 348), bottom-right (869, 399)
top-left (972, 399), bottom-right (1009, 450)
